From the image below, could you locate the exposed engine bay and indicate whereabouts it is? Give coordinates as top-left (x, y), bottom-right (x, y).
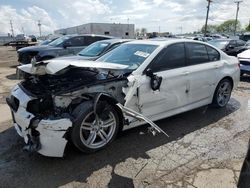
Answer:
top-left (21, 67), bottom-right (128, 118)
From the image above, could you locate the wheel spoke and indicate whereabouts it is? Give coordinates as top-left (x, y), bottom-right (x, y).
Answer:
top-left (86, 132), bottom-right (96, 145)
top-left (81, 126), bottom-right (92, 131)
top-left (101, 119), bottom-right (114, 128)
top-left (98, 130), bottom-right (108, 142)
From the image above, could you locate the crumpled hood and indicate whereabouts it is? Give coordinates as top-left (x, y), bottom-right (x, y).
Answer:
top-left (18, 58), bottom-right (129, 75)
top-left (238, 49), bottom-right (250, 59)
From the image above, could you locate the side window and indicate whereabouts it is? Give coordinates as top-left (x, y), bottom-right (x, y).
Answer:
top-left (185, 43), bottom-right (209, 65)
top-left (229, 40), bottom-right (236, 47)
top-left (150, 43), bottom-right (185, 72)
top-left (206, 45), bottom-right (220, 61)
top-left (84, 36), bottom-right (97, 46)
top-left (68, 36), bottom-right (85, 46)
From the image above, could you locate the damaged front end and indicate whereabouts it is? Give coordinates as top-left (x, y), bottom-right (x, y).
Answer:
top-left (7, 59), bottom-right (168, 157)
top-left (7, 60), bottom-right (130, 157)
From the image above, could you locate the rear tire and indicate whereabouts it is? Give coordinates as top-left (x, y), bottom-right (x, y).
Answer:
top-left (70, 101), bottom-right (120, 153)
top-left (212, 78), bottom-right (232, 108)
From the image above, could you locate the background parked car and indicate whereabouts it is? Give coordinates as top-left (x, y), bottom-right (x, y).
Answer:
top-left (208, 39), bottom-right (246, 56)
top-left (238, 49), bottom-right (250, 76)
top-left (17, 34), bottom-right (115, 65)
top-left (244, 40), bottom-right (250, 49)
top-left (38, 37), bottom-right (58, 46)
top-left (57, 39), bottom-right (132, 61)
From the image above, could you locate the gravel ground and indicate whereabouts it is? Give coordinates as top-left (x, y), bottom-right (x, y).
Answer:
top-left (0, 46), bottom-right (249, 188)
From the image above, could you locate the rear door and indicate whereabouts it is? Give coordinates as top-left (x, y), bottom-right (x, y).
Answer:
top-left (184, 42), bottom-right (221, 104)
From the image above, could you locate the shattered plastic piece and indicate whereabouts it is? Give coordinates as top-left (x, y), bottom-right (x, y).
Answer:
top-left (116, 103), bottom-right (169, 137)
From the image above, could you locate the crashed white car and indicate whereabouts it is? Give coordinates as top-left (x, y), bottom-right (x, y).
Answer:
top-left (7, 40), bottom-right (240, 157)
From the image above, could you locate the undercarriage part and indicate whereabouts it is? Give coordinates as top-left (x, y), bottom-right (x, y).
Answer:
top-left (23, 134), bottom-right (41, 153)
top-left (116, 103), bottom-right (169, 137)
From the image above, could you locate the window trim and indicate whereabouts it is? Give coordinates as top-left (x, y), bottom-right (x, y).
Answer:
top-left (143, 42), bottom-right (186, 74)
top-left (185, 42), bottom-right (220, 66)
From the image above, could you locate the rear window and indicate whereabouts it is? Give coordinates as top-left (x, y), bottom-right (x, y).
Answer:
top-left (206, 46), bottom-right (220, 61)
top-left (186, 43), bottom-right (209, 65)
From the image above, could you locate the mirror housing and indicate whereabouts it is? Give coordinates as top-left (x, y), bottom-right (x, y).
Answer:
top-left (145, 68), bottom-right (162, 91)
top-left (228, 45), bottom-right (234, 49)
top-left (146, 68), bottom-right (154, 78)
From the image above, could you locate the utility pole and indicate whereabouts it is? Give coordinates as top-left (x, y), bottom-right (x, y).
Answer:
top-left (204, 0), bottom-right (212, 37)
top-left (38, 20), bottom-right (42, 37)
top-left (234, 1), bottom-right (243, 36)
top-left (10, 20), bottom-right (14, 37)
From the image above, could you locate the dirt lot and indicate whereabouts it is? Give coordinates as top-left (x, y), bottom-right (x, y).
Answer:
top-left (0, 46), bottom-right (250, 188)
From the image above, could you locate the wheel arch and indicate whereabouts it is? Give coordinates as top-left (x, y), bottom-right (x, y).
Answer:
top-left (220, 76), bottom-right (234, 89)
top-left (96, 93), bottom-right (124, 133)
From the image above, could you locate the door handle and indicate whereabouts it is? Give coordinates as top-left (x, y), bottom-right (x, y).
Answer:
top-left (181, 71), bottom-right (189, 76)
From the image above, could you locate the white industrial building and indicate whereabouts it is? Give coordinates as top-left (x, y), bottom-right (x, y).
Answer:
top-left (54, 23), bottom-right (135, 39)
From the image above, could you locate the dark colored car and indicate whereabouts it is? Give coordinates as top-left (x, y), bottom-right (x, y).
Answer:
top-left (57, 39), bottom-right (132, 61)
top-left (17, 34), bottom-right (114, 65)
top-left (208, 39), bottom-right (246, 56)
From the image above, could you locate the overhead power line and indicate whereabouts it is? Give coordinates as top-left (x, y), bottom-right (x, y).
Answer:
top-left (234, 0), bottom-right (243, 35)
top-left (204, 0), bottom-right (212, 37)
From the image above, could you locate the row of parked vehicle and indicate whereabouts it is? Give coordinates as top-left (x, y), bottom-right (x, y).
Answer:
top-left (7, 34), bottom-right (241, 157)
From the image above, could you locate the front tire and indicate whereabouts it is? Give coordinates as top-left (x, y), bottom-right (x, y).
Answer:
top-left (71, 101), bottom-right (120, 153)
top-left (212, 78), bottom-right (232, 108)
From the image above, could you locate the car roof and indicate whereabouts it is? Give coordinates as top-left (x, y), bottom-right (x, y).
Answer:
top-left (62, 34), bottom-right (116, 39)
top-left (94, 38), bottom-right (134, 44)
top-left (125, 38), bottom-right (208, 47)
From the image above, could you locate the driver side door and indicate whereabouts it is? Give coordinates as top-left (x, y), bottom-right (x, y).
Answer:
top-left (138, 43), bottom-right (189, 118)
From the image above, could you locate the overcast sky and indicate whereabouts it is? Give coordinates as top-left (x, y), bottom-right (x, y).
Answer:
top-left (0, 0), bottom-right (249, 35)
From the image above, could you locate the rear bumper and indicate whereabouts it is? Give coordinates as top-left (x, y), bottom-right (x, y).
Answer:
top-left (6, 85), bottom-right (72, 157)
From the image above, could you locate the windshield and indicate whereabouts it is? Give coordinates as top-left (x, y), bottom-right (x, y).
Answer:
top-left (97, 43), bottom-right (158, 70)
top-left (208, 40), bottom-right (229, 49)
top-left (48, 36), bottom-right (70, 47)
top-left (78, 41), bottom-right (110, 57)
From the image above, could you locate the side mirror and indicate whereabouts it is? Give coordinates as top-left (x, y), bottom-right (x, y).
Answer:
top-left (145, 68), bottom-right (162, 91)
top-left (146, 68), bottom-right (154, 78)
top-left (228, 45), bottom-right (234, 49)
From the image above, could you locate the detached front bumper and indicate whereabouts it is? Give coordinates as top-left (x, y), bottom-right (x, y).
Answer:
top-left (6, 85), bottom-right (72, 157)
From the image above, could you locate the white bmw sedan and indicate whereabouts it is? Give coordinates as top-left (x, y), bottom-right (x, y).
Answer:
top-left (7, 39), bottom-right (240, 157)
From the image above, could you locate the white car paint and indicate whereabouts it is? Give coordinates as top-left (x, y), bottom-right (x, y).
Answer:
top-left (19, 59), bottom-right (129, 75)
top-left (8, 39), bottom-right (240, 157)
top-left (238, 49), bottom-right (250, 62)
